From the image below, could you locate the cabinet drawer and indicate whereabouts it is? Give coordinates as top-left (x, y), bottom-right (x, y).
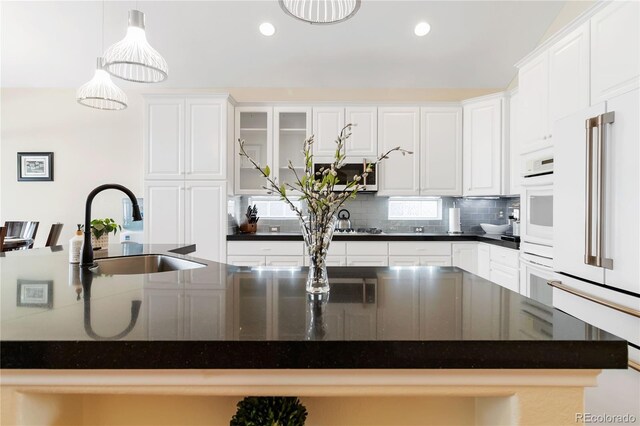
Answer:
top-left (227, 241), bottom-right (304, 256)
top-left (420, 256), bottom-right (452, 266)
top-left (347, 256), bottom-right (388, 267)
top-left (490, 262), bottom-right (519, 292)
top-left (346, 241), bottom-right (388, 256)
top-left (265, 256), bottom-right (304, 267)
top-left (490, 245), bottom-right (519, 268)
top-left (389, 256), bottom-right (421, 267)
top-left (226, 256), bottom-right (265, 267)
top-left (304, 256), bottom-right (347, 267)
top-left (388, 242), bottom-right (451, 256)
top-left (327, 241), bottom-right (346, 256)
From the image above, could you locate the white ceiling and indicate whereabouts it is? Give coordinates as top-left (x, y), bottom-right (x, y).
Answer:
top-left (1, 0), bottom-right (566, 89)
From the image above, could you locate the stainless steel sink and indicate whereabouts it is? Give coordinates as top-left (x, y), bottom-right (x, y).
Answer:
top-left (90, 254), bottom-right (206, 275)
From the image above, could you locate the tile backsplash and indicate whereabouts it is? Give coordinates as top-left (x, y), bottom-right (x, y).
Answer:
top-left (229, 194), bottom-right (520, 234)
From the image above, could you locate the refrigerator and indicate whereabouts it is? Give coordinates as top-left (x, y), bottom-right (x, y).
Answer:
top-left (553, 88), bottom-right (639, 419)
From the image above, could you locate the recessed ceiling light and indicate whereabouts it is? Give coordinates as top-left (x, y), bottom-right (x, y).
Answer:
top-left (414, 22), bottom-right (431, 37)
top-left (259, 22), bottom-right (276, 36)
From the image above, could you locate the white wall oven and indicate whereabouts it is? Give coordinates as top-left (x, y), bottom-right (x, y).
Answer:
top-left (521, 148), bottom-right (554, 251)
top-left (519, 252), bottom-right (554, 307)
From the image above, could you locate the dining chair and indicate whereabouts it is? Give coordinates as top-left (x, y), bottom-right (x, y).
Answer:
top-left (45, 223), bottom-right (64, 247)
top-left (0, 226), bottom-right (6, 252)
top-left (3, 221), bottom-right (40, 249)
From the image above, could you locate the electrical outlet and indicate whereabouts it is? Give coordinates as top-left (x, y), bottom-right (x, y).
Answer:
top-left (414, 227), bottom-right (424, 233)
top-left (269, 226), bottom-right (280, 233)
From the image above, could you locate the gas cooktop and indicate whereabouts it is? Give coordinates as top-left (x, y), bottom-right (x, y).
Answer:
top-left (335, 228), bottom-right (385, 235)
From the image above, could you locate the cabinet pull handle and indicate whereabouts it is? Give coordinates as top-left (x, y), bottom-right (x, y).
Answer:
top-left (596, 112), bottom-right (614, 269)
top-left (547, 280), bottom-right (639, 318)
top-left (584, 116), bottom-right (597, 266)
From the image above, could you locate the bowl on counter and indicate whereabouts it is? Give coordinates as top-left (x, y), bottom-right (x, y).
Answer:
top-left (480, 223), bottom-right (510, 234)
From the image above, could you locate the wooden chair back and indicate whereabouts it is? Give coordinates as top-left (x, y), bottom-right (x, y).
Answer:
top-left (45, 223), bottom-right (64, 247)
top-left (3, 221), bottom-right (40, 249)
top-left (0, 226), bottom-right (6, 252)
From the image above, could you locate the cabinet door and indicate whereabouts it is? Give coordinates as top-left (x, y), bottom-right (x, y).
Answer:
top-left (518, 53), bottom-right (549, 153)
top-left (452, 243), bottom-right (477, 274)
top-left (145, 98), bottom-right (184, 179)
top-left (185, 98), bottom-right (226, 180)
top-left (421, 272), bottom-right (462, 339)
top-left (420, 107), bottom-right (462, 195)
top-left (345, 106), bottom-right (378, 158)
top-left (144, 181), bottom-right (184, 245)
top-left (508, 91), bottom-right (521, 195)
top-left (490, 263), bottom-right (519, 293)
top-left (185, 181), bottom-right (226, 262)
top-left (548, 23), bottom-right (590, 126)
top-left (590, 1), bottom-right (640, 104)
top-left (312, 107), bottom-right (345, 157)
top-left (477, 244), bottom-right (491, 280)
top-left (274, 107), bottom-right (311, 190)
top-left (235, 107), bottom-right (273, 194)
top-left (183, 290), bottom-right (227, 340)
top-left (463, 97), bottom-right (503, 196)
top-left (377, 272), bottom-right (420, 339)
top-left (265, 256), bottom-right (305, 267)
top-left (377, 107), bottom-right (420, 195)
top-left (344, 305), bottom-right (377, 340)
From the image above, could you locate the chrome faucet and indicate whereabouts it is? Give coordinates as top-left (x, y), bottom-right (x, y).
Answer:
top-left (81, 184), bottom-right (142, 267)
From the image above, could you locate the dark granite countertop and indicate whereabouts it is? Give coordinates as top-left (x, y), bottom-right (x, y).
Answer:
top-left (0, 244), bottom-right (625, 370)
top-left (227, 232), bottom-right (520, 250)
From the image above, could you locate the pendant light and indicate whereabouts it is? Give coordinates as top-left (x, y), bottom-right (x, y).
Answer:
top-left (76, 2), bottom-right (128, 110)
top-left (279, 0), bottom-right (361, 24)
top-left (77, 58), bottom-right (128, 110)
top-left (102, 10), bottom-right (168, 83)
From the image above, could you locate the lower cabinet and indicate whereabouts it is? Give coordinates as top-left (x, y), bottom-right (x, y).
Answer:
top-left (346, 256), bottom-right (388, 267)
top-left (388, 256), bottom-right (451, 267)
top-left (476, 243), bottom-right (520, 292)
top-left (227, 241), bottom-right (305, 267)
top-left (452, 243), bottom-right (478, 274)
top-left (477, 244), bottom-right (491, 280)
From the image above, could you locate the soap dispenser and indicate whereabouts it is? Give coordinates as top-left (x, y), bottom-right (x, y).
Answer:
top-left (69, 224), bottom-right (84, 264)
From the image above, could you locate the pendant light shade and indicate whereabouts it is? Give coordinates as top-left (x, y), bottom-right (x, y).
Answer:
top-left (103, 10), bottom-right (168, 83)
top-left (77, 58), bottom-right (128, 110)
top-left (279, 0), bottom-right (360, 24)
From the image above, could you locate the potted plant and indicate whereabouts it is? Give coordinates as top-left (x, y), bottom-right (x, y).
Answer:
top-left (90, 218), bottom-right (121, 249)
top-left (239, 124), bottom-right (410, 293)
top-left (230, 397), bottom-right (308, 426)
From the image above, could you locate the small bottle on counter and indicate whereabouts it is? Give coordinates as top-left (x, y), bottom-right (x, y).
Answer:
top-left (68, 224), bottom-right (84, 264)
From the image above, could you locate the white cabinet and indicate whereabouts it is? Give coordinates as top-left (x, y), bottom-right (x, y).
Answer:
top-left (388, 256), bottom-right (451, 267)
top-left (590, 1), bottom-right (640, 104)
top-left (346, 256), bottom-right (388, 267)
top-left (420, 271), bottom-right (462, 339)
top-left (145, 96), bottom-right (229, 180)
top-left (452, 243), bottom-right (477, 274)
top-left (312, 107), bottom-right (345, 157)
top-left (518, 53), bottom-right (549, 153)
top-left (377, 271), bottom-right (420, 339)
top-left (477, 243), bottom-right (491, 280)
top-left (462, 95), bottom-right (505, 196)
top-left (145, 181), bottom-right (226, 262)
top-left (227, 241), bottom-right (304, 267)
top-left (265, 256), bottom-right (305, 267)
top-left (420, 107), bottom-right (463, 196)
top-left (548, 23), bottom-right (590, 126)
top-left (274, 107), bottom-right (311, 190)
top-left (377, 107), bottom-right (420, 195)
top-left (345, 106), bottom-right (378, 158)
top-left (487, 245), bottom-right (520, 293)
top-left (508, 90), bottom-right (521, 195)
top-left (235, 106), bottom-right (273, 194)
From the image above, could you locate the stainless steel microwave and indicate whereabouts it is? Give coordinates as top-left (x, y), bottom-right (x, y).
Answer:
top-left (313, 160), bottom-right (377, 192)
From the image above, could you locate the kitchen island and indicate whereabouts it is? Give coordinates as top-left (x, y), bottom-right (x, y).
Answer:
top-left (0, 244), bottom-right (627, 425)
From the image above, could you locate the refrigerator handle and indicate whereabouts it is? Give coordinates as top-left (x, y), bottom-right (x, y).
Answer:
top-left (596, 112), bottom-right (615, 270)
top-left (584, 116), bottom-right (597, 266)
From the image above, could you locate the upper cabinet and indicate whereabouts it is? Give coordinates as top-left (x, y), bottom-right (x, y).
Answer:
top-left (274, 107), bottom-right (312, 191)
top-left (234, 106), bottom-right (273, 195)
top-left (590, 1), bottom-right (640, 104)
top-left (145, 95), bottom-right (230, 180)
top-left (420, 107), bottom-right (462, 196)
top-left (518, 52), bottom-right (549, 154)
top-left (463, 95), bottom-right (505, 196)
top-left (508, 90), bottom-right (521, 195)
top-left (377, 107), bottom-right (421, 196)
top-left (312, 106), bottom-right (377, 159)
top-left (312, 107), bottom-right (345, 157)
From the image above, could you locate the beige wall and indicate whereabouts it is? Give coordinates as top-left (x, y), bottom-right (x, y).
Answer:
top-left (0, 87), bottom-right (496, 246)
top-left (0, 88), bottom-right (145, 246)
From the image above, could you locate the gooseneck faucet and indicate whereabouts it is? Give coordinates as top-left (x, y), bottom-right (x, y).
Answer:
top-left (81, 184), bottom-right (142, 267)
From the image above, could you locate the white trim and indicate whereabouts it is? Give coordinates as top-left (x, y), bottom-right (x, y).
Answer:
top-left (460, 91), bottom-right (508, 105)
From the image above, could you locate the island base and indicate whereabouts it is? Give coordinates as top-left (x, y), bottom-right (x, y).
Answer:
top-left (1, 369), bottom-right (599, 425)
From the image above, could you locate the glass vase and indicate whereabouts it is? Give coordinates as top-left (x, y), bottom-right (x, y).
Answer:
top-left (300, 214), bottom-right (337, 294)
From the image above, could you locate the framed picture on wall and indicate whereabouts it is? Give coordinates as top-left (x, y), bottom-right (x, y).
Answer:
top-left (17, 152), bottom-right (54, 181)
top-left (16, 279), bottom-right (53, 308)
